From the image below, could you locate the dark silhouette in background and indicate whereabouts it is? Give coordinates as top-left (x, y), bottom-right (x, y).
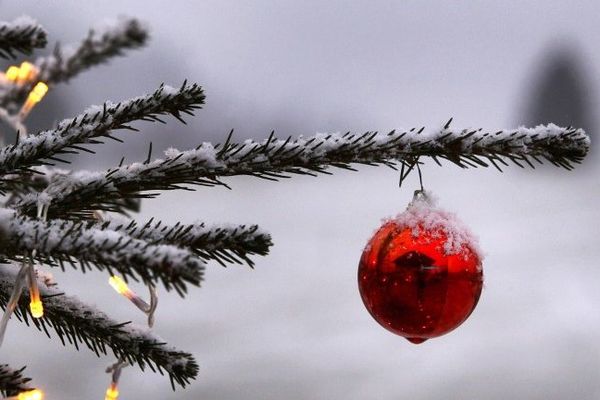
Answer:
top-left (521, 45), bottom-right (595, 163)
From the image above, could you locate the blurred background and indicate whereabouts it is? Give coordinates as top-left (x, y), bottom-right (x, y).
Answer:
top-left (0, 1), bottom-right (599, 399)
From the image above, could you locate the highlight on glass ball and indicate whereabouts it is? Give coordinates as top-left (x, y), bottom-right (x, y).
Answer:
top-left (358, 192), bottom-right (483, 344)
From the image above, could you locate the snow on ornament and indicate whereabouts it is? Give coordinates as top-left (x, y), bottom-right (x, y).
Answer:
top-left (358, 191), bottom-right (483, 344)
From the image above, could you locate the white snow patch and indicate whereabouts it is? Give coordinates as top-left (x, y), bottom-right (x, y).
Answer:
top-left (386, 191), bottom-right (483, 258)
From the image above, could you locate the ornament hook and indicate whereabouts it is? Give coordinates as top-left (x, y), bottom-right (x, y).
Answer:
top-left (399, 156), bottom-right (425, 192)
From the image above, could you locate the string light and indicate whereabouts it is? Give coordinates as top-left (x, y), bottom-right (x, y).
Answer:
top-left (108, 275), bottom-right (131, 297)
top-left (24, 204), bottom-right (49, 320)
top-left (105, 360), bottom-right (126, 400)
top-left (0, 262), bottom-right (29, 346)
top-left (16, 62), bottom-right (36, 84)
top-left (19, 81), bottom-right (48, 119)
top-left (5, 66), bottom-right (19, 81)
top-left (108, 275), bottom-right (158, 327)
top-left (2, 62), bottom-right (38, 84)
top-left (7, 389), bottom-right (44, 400)
top-left (27, 263), bottom-right (43, 319)
top-left (0, 62), bottom-right (48, 120)
top-left (104, 383), bottom-right (119, 400)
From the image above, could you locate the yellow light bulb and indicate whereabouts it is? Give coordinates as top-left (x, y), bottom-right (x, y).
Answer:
top-left (6, 66), bottom-right (19, 81)
top-left (17, 62), bottom-right (35, 83)
top-left (19, 81), bottom-right (49, 118)
top-left (17, 389), bottom-right (44, 400)
top-left (28, 82), bottom-right (49, 103)
top-left (29, 298), bottom-right (43, 318)
top-left (105, 383), bottom-right (119, 400)
top-left (109, 276), bottom-right (130, 295)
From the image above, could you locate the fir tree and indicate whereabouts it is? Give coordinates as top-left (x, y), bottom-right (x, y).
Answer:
top-left (0, 15), bottom-right (590, 399)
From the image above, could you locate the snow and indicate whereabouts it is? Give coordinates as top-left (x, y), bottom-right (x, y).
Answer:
top-left (0, 82), bottom-right (201, 175)
top-left (18, 124), bottom-right (588, 215)
top-left (0, 15), bottom-right (40, 30)
top-left (0, 3), bottom-right (598, 399)
top-left (0, 209), bottom-right (205, 288)
top-left (37, 17), bottom-right (148, 83)
top-left (0, 263), bottom-right (195, 377)
top-left (386, 190), bottom-right (483, 258)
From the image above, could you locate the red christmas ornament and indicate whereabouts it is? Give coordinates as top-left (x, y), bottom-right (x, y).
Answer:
top-left (358, 191), bottom-right (483, 344)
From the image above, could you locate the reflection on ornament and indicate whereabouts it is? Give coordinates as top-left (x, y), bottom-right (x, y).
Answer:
top-left (358, 193), bottom-right (483, 343)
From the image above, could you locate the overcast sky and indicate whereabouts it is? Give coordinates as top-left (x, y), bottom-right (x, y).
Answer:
top-left (0, 2), bottom-right (599, 400)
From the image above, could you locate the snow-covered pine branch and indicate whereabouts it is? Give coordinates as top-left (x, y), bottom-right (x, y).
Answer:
top-left (0, 17), bottom-right (147, 112)
top-left (0, 209), bottom-right (204, 295)
top-left (0, 17), bottom-right (47, 59)
top-left (38, 17), bottom-right (147, 84)
top-left (17, 124), bottom-right (589, 218)
top-left (0, 364), bottom-right (32, 397)
top-left (0, 82), bottom-right (205, 179)
top-left (100, 217), bottom-right (273, 267)
top-left (0, 264), bottom-right (198, 389)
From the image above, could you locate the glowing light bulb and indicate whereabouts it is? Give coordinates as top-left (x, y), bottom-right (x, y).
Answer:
top-left (19, 81), bottom-right (49, 118)
top-left (105, 383), bottom-right (119, 400)
top-left (29, 298), bottom-right (43, 318)
top-left (17, 62), bottom-right (35, 83)
top-left (109, 275), bottom-right (154, 320)
top-left (5, 66), bottom-right (19, 81)
top-left (28, 265), bottom-right (43, 319)
top-left (16, 389), bottom-right (44, 400)
top-left (109, 276), bottom-right (133, 299)
top-left (29, 288), bottom-right (43, 319)
top-left (28, 82), bottom-right (48, 103)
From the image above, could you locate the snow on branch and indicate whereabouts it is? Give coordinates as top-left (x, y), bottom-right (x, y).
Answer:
top-left (0, 264), bottom-right (198, 389)
top-left (0, 17), bottom-right (47, 59)
top-left (100, 217), bottom-right (273, 267)
top-left (0, 82), bottom-right (205, 178)
top-left (0, 209), bottom-right (204, 295)
top-left (17, 124), bottom-right (589, 218)
top-left (0, 364), bottom-right (32, 397)
top-left (0, 17), bottom-right (147, 112)
top-left (38, 17), bottom-right (148, 84)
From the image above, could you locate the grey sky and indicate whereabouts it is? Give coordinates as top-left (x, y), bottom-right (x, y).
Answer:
top-left (0, 2), bottom-right (598, 399)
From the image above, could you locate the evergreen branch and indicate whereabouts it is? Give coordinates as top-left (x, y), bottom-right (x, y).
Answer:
top-left (0, 166), bottom-right (66, 197)
top-left (0, 17), bottom-right (147, 112)
top-left (0, 82), bottom-right (205, 177)
top-left (101, 216), bottom-right (273, 267)
top-left (0, 265), bottom-right (198, 389)
top-left (17, 124), bottom-right (589, 218)
top-left (0, 209), bottom-right (204, 295)
top-left (0, 364), bottom-right (32, 397)
top-left (0, 17), bottom-right (47, 59)
top-left (38, 17), bottom-right (148, 84)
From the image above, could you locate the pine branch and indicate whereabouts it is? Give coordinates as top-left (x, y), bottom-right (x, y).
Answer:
top-left (16, 124), bottom-right (589, 218)
top-left (0, 17), bottom-right (47, 59)
top-left (0, 17), bottom-right (147, 112)
top-left (0, 82), bottom-right (205, 178)
top-left (0, 364), bottom-right (32, 397)
top-left (38, 17), bottom-right (148, 84)
top-left (0, 209), bottom-right (204, 295)
top-left (0, 264), bottom-right (198, 389)
top-left (100, 216), bottom-right (273, 267)
top-left (0, 166), bottom-right (67, 198)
